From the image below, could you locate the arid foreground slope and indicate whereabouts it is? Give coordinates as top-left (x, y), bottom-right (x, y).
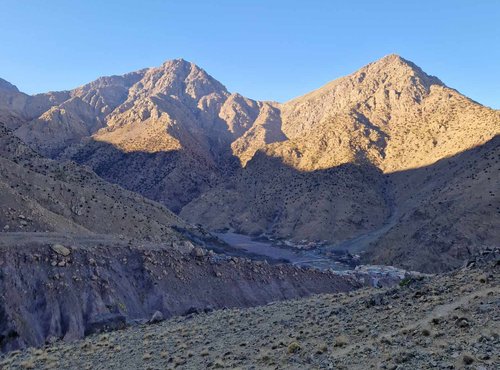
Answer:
top-left (0, 235), bottom-right (359, 353)
top-left (2, 248), bottom-right (497, 370)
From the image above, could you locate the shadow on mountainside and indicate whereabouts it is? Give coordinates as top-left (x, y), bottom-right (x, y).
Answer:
top-left (66, 139), bottom-right (228, 214)
top-left (365, 135), bottom-right (500, 272)
top-left (66, 138), bottom-right (390, 245)
top-left (65, 135), bottom-right (499, 273)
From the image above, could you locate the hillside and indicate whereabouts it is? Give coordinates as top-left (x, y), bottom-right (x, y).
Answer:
top-left (0, 123), bottom-right (364, 352)
top-left (0, 123), bottom-right (188, 241)
top-left (366, 135), bottom-right (500, 272)
top-left (2, 248), bottom-right (497, 369)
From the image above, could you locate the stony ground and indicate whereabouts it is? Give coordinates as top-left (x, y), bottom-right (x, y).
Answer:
top-left (0, 235), bottom-right (359, 352)
top-left (2, 257), bottom-right (497, 370)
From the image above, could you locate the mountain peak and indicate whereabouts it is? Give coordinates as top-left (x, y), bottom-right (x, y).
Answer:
top-left (373, 53), bottom-right (419, 69)
top-left (161, 58), bottom-right (192, 68)
top-left (146, 58), bottom-right (228, 98)
top-left (378, 53), bottom-right (405, 62)
top-left (159, 58), bottom-right (210, 75)
top-left (368, 54), bottom-right (444, 88)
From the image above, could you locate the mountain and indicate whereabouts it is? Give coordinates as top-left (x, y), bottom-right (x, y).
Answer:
top-left (13, 71), bottom-right (144, 156)
top-left (5, 59), bottom-right (284, 212)
top-left (1, 54), bottom-right (499, 272)
top-left (276, 55), bottom-right (498, 173)
top-left (0, 78), bottom-right (68, 132)
top-left (180, 55), bottom-right (500, 268)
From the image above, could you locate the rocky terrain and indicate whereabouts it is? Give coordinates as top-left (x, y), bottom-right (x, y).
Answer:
top-left (0, 119), bottom-right (365, 353)
top-left (2, 248), bottom-right (497, 369)
top-left (277, 55), bottom-right (498, 173)
top-left (0, 233), bottom-right (361, 353)
top-left (366, 135), bottom-right (500, 272)
top-left (0, 54), bottom-right (498, 367)
top-left (180, 56), bottom-right (500, 270)
top-left (1, 54), bottom-right (497, 272)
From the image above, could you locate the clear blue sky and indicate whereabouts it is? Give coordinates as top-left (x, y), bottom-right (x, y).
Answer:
top-left (0, 0), bottom-right (499, 108)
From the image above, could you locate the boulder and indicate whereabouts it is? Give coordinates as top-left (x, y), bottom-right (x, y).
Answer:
top-left (191, 247), bottom-right (206, 258)
top-left (85, 313), bottom-right (127, 335)
top-left (149, 311), bottom-right (164, 324)
top-left (51, 244), bottom-right (71, 257)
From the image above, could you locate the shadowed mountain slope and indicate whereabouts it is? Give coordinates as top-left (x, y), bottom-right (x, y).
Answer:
top-left (0, 123), bottom-right (189, 241)
top-left (366, 135), bottom-right (500, 272)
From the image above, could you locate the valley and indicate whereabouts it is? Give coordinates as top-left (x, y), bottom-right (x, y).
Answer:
top-left (2, 54), bottom-right (496, 273)
top-left (214, 232), bottom-right (357, 271)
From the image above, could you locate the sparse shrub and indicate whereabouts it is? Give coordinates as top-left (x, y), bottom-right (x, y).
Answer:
top-left (333, 335), bottom-right (348, 347)
top-left (399, 277), bottom-right (413, 287)
top-left (287, 341), bottom-right (301, 354)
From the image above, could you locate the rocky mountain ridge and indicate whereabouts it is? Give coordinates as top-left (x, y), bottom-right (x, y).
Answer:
top-left (1, 54), bottom-right (499, 272)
